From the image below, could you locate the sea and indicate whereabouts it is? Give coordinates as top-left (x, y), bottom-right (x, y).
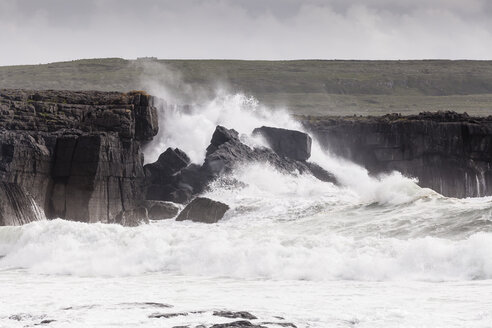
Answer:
top-left (1, 92), bottom-right (491, 327)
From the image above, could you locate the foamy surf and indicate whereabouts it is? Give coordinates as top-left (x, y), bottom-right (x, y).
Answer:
top-left (1, 91), bottom-right (491, 327)
top-left (0, 163), bottom-right (491, 281)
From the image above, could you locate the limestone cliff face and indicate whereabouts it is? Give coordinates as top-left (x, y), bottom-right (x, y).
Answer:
top-left (303, 112), bottom-right (492, 198)
top-left (0, 89), bottom-right (158, 224)
top-left (0, 182), bottom-right (46, 226)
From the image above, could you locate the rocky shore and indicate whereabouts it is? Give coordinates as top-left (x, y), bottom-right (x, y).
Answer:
top-left (0, 89), bottom-right (158, 224)
top-left (303, 111), bottom-right (492, 198)
top-left (7, 304), bottom-right (297, 328)
top-left (1, 89), bottom-right (491, 226)
top-left (0, 89), bottom-right (329, 225)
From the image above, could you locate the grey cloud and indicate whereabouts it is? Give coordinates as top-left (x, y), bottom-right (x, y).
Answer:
top-left (1, 0), bottom-right (492, 65)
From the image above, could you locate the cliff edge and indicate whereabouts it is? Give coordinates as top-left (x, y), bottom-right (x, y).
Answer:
top-left (303, 111), bottom-right (492, 198)
top-left (0, 89), bottom-right (158, 223)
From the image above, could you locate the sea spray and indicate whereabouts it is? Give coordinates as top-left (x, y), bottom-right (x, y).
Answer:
top-left (1, 214), bottom-right (492, 280)
top-left (0, 91), bottom-right (491, 328)
top-left (143, 88), bottom-right (434, 206)
top-left (0, 160), bottom-right (491, 279)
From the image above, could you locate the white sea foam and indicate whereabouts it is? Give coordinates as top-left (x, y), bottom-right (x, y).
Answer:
top-left (0, 196), bottom-right (491, 281)
top-left (3, 90), bottom-right (490, 280)
top-left (144, 92), bottom-right (297, 164)
top-left (143, 90), bottom-right (436, 207)
top-left (1, 89), bottom-right (492, 327)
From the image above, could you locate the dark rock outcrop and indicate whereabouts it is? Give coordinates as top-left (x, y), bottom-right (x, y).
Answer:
top-left (149, 312), bottom-right (188, 319)
top-left (213, 312), bottom-right (257, 320)
top-left (141, 200), bottom-right (180, 220)
top-left (114, 207), bottom-right (149, 227)
top-left (144, 147), bottom-right (191, 201)
top-left (146, 126), bottom-right (336, 204)
top-left (0, 182), bottom-right (45, 226)
top-left (176, 197), bottom-right (230, 223)
top-left (252, 126), bottom-right (312, 161)
top-left (195, 126), bottom-right (336, 192)
top-left (303, 111), bottom-right (492, 197)
top-left (0, 89), bottom-right (159, 224)
top-left (146, 308), bottom-right (297, 328)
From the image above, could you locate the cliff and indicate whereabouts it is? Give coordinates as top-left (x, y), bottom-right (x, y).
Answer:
top-left (1, 89), bottom-right (491, 226)
top-left (0, 89), bottom-right (158, 224)
top-left (303, 111), bottom-right (492, 198)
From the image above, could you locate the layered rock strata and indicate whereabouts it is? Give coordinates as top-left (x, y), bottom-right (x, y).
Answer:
top-left (0, 89), bottom-right (158, 223)
top-left (0, 182), bottom-right (46, 226)
top-left (303, 111), bottom-right (492, 198)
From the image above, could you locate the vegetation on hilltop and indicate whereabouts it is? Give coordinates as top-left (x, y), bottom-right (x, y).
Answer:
top-left (1, 58), bottom-right (492, 116)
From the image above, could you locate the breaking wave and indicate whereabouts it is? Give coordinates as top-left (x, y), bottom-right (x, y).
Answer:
top-left (1, 92), bottom-right (491, 282)
top-left (0, 162), bottom-right (491, 281)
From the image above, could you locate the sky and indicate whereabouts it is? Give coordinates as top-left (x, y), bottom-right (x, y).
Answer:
top-left (1, 0), bottom-right (492, 66)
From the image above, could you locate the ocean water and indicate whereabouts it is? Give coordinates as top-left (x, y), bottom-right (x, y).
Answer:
top-left (0, 93), bottom-right (491, 327)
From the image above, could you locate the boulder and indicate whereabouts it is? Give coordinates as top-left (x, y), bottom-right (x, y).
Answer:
top-left (199, 126), bottom-right (335, 185)
top-left (200, 126), bottom-right (316, 180)
top-left (0, 182), bottom-right (46, 226)
top-left (206, 125), bottom-right (240, 155)
top-left (176, 197), bottom-right (230, 223)
top-left (252, 126), bottom-right (312, 161)
top-left (145, 147), bottom-right (191, 201)
top-left (141, 200), bottom-right (180, 220)
top-left (114, 207), bottom-right (149, 227)
top-left (145, 147), bottom-right (190, 180)
top-left (145, 126), bottom-right (337, 204)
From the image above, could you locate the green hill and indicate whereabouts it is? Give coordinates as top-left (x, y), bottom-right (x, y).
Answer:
top-left (1, 58), bottom-right (492, 116)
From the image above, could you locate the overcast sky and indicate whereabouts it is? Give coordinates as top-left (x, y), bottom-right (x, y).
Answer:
top-left (1, 0), bottom-right (492, 66)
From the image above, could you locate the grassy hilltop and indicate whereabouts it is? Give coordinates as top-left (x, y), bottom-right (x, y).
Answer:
top-left (1, 58), bottom-right (492, 116)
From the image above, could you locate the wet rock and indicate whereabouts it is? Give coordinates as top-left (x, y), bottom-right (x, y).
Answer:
top-left (145, 147), bottom-right (191, 201)
top-left (0, 89), bottom-right (159, 141)
top-left (303, 111), bottom-right (492, 198)
top-left (0, 182), bottom-right (45, 226)
top-left (8, 313), bottom-right (47, 321)
top-left (35, 319), bottom-right (56, 325)
top-left (149, 312), bottom-right (188, 319)
top-left (0, 89), bottom-right (160, 223)
top-left (260, 323), bottom-right (297, 328)
top-left (253, 126), bottom-right (312, 161)
top-left (51, 133), bottom-right (147, 223)
top-left (305, 162), bottom-right (336, 183)
top-left (146, 125), bottom-right (337, 204)
top-left (61, 305), bottom-right (100, 311)
top-left (213, 311), bottom-right (257, 320)
top-left (176, 197), bottom-right (230, 224)
top-left (199, 126), bottom-right (332, 185)
top-left (206, 125), bottom-right (240, 155)
top-left (145, 147), bottom-right (190, 182)
top-left (141, 200), bottom-right (181, 220)
top-left (0, 130), bottom-right (53, 210)
top-left (114, 207), bottom-right (149, 227)
top-left (210, 321), bottom-right (267, 328)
